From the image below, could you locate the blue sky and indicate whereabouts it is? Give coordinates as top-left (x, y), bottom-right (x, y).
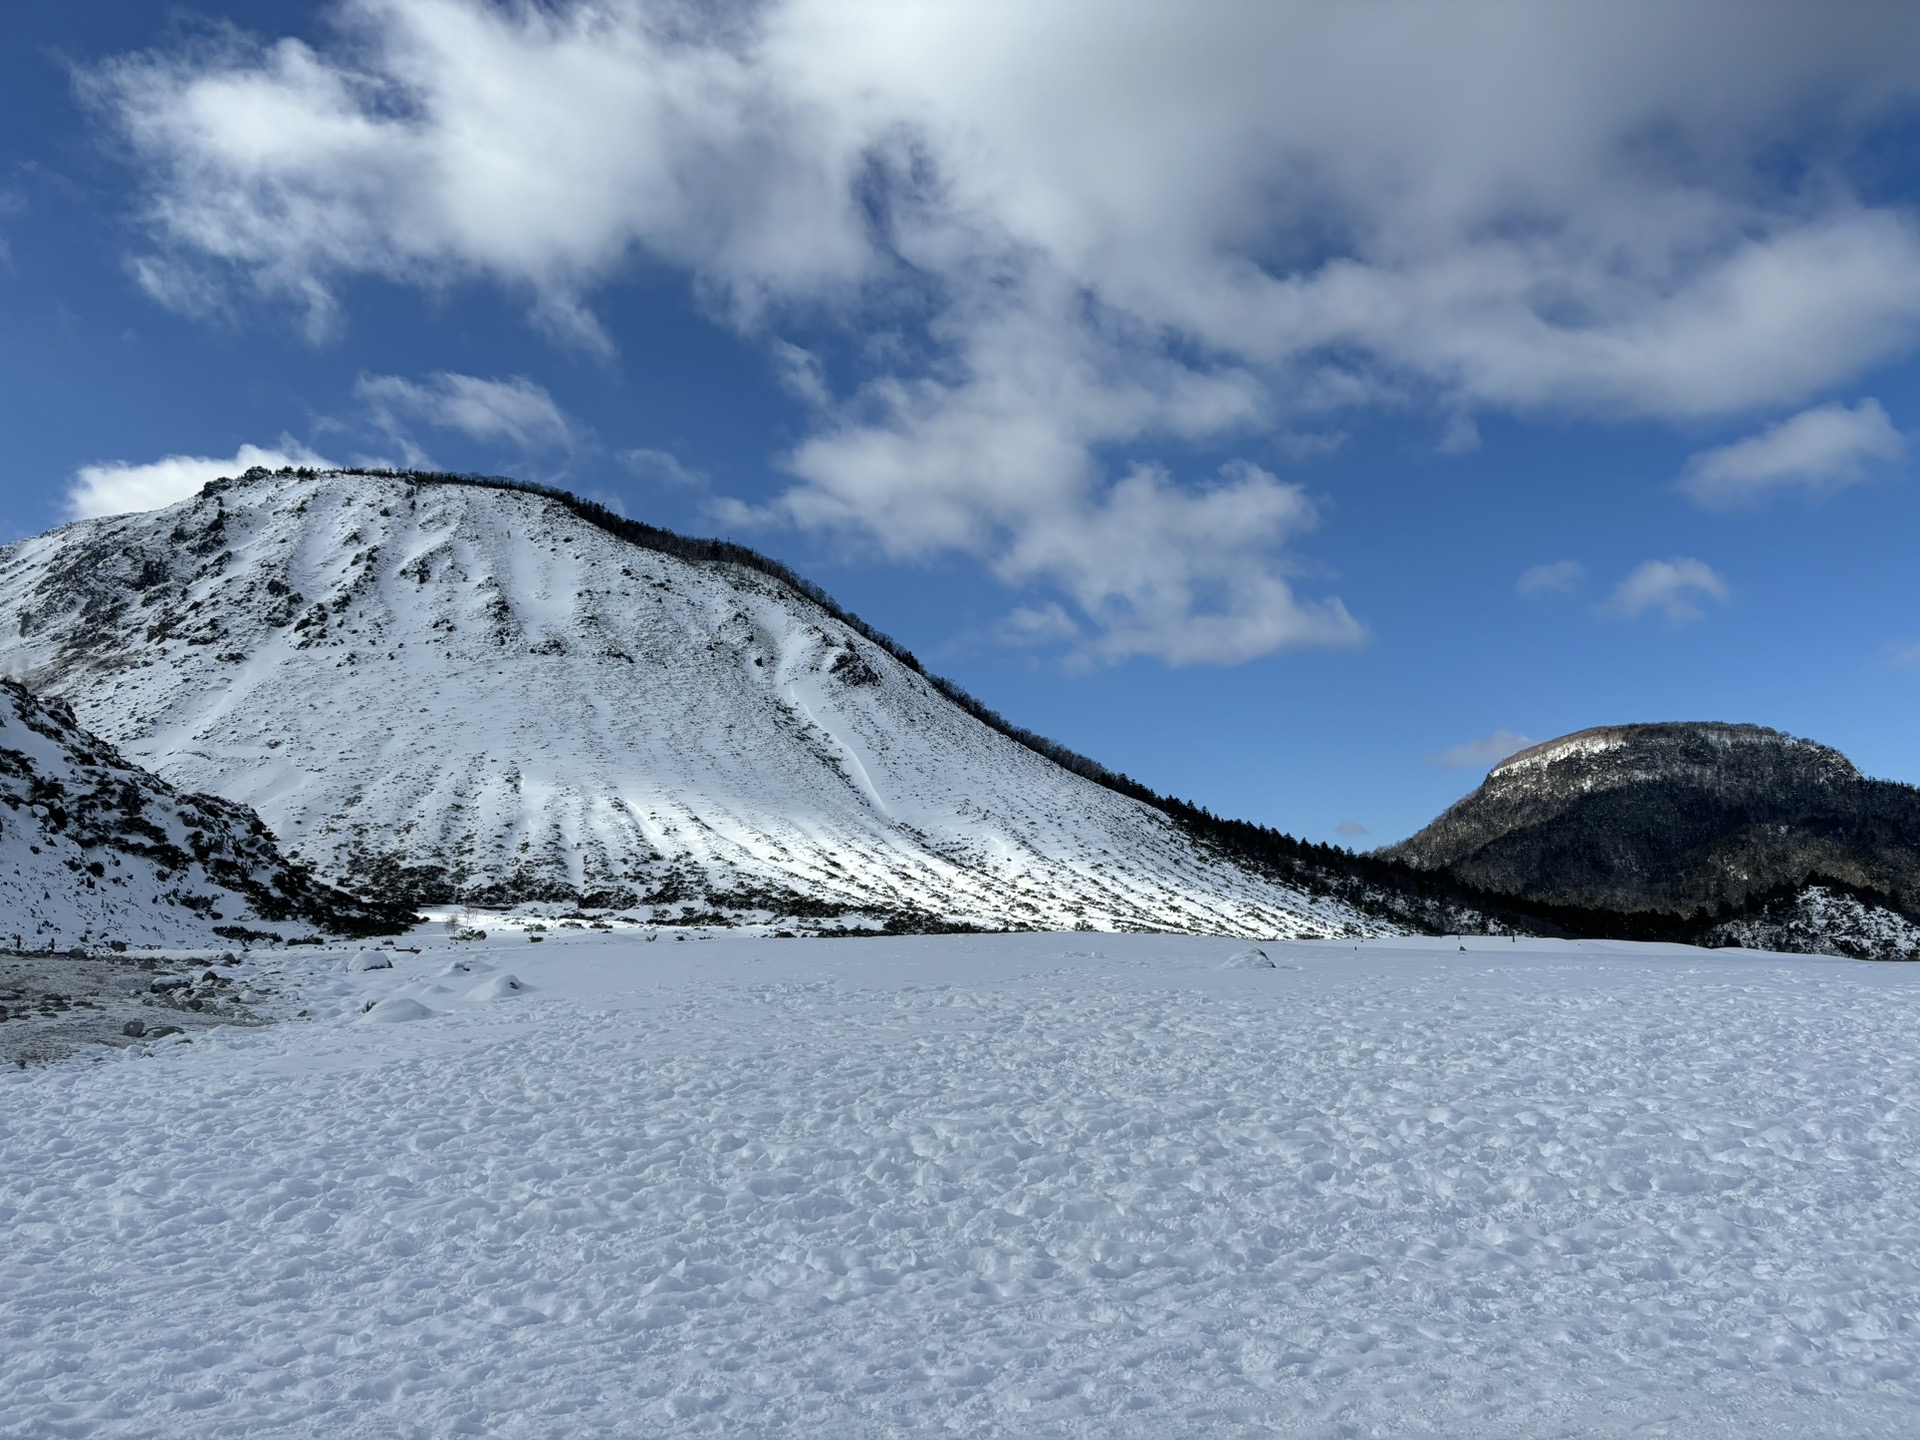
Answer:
top-left (5, 0), bottom-right (1920, 844)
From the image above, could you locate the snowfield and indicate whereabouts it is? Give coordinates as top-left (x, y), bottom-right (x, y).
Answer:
top-left (6, 931), bottom-right (1920, 1437)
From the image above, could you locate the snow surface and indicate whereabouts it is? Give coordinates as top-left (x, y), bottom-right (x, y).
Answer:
top-left (6, 929), bottom-right (1920, 1437)
top-left (0, 471), bottom-right (1372, 938)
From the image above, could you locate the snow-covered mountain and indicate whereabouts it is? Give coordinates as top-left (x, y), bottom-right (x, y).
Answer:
top-left (0, 468), bottom-right (1381, 938)
top-left (0, 677), bottom-right (407, 949)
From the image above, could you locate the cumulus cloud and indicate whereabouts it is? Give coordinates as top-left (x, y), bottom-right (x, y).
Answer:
top-left (1680, 398), bottom-right (1905, 508)
top-left (1517, 560), bottom-right (1586, 598)
top-left (1429, 730), bottom-right (1539, 771)
top-left (1601, 558), bottom-right (1731, 625)
top-left (66, 440), bottom-right (332, 520)
top-left (356, 372), bottom-right (574, 463)
top-left (84, 1), bottom-right (1920, 662)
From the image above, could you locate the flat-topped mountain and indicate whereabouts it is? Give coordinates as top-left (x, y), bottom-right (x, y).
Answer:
top-left (1387, 722), bottom-right (1920, 953)
top-left (0, 678), bottom-right (407, 950)
top-left (0, 467), bottom-right (1387, 938)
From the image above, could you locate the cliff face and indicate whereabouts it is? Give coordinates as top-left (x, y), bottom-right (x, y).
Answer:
top-left (1388, 722), bottom-right (1920, 918)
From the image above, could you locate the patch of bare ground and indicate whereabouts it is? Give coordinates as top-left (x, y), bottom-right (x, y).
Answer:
top-left (0, 950), bottom-right (276, 1066)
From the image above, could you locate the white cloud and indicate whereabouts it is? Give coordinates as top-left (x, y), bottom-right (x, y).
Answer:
top-left (1428, 730), bottom-right (1539, 771)
top-left (86, 1), bottom-right (1920, 662)
top-left (1334, 819), bottom-right (1369, 837)
top-left (66, 440), bottom-right (332, 520)
top-left (1601, 558), bottom-right (1731, 625)
top-left (1680, 398), bottom-right (1905, 508)
top-left (1517, 560), bottom-right (1585, 598)
top-left (356, 372), bottom-right (574, 462)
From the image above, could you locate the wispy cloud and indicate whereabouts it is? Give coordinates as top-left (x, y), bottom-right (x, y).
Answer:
top-left (1600, 558), bottom-right (1731, 625)
top-left (1680, 399), bottom-right (1904, 509)
top-left (1517, 560), bottom-right (1585, 598)
top-left (66, 439), bottom-right (332, 520)
top-left (1335, 819), bottom-right (1370, 837)
top-left (1886, 640), bottom-right (1920, 670)
top-left (1428, 730), bottom-right (1539, 770)
top-left (356, 373), bottom-right (575, 465)
top-left (618, 448), bottom-right (707, 489)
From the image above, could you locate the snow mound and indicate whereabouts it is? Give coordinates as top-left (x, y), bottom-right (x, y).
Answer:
top-left (466, 973), bottom-right (531, 1001)
top-left (346, 949), bottom-right (394, 971)
top-left (1220, 946), bottom-right (1276, 968)
top-left (360, 996), bottom-right (434, 1024)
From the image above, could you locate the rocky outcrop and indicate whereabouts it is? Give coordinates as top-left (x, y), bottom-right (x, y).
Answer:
top-left (0, 678), bottom-right (413, 950)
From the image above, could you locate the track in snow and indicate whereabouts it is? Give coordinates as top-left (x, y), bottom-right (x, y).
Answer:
top-left (4, 932), bottom-right (1919, 1438)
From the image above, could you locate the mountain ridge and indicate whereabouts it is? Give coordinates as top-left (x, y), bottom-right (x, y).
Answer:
top-left (0, 467), bottom-right (1406, 938)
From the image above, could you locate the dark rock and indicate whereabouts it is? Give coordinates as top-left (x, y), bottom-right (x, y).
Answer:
top-left (122, 1018), bottom-right (146, 1037)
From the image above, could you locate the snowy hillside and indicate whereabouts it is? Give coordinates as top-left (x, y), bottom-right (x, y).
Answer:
top-left (0, 678), bottom-right (407, 949)
top-left (0, 469), bottom-right (1377, 938)
top-left (1700, 882), bottom-right (1920, 961)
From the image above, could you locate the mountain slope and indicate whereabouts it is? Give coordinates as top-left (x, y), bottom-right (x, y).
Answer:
top-left (0, 468), bottom-right (1382, 938)
top-left (1386, 722), bottom-right (1920, 956)
top-left (0, 678), bottom-right (409, 949)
